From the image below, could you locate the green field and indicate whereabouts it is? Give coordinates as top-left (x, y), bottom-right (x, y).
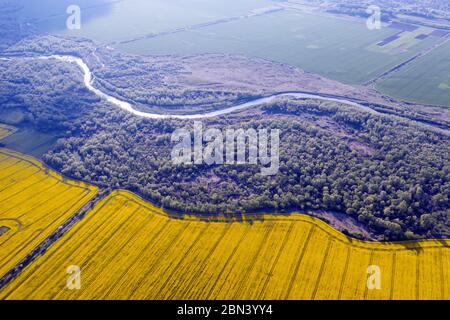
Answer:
top-left (24, 0), bottom-right (274, 43)
top-left (0, 127), bottom-right (61, 158)
top-left (368, 27), bottom-right (434, 54)
top-left (377, 40), bottom-right (450, 107)
top-left (117, 10), bottom-right (440, 84)
top-left (12, 1), bottom-right (450, 106)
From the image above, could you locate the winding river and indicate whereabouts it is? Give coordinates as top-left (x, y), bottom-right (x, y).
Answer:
top-left (3, 54), bottom-right (449, 135)
top-left (2, 55), bottom-right (376, 119)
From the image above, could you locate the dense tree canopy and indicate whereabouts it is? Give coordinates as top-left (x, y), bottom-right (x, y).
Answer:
top-left (37, 98), bottom-right (450, 241)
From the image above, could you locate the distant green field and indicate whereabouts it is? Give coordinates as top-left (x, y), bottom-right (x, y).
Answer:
top-left (0, 127), bottom-right (61, 159)
top-left (24, 0), bottom-right (274, 43)
top-left (117, 10), bottom-right (440, 84)
top-left (377, 40), bottom-right (450, 107)
top-left (12, 1), bottom-right (449, 106)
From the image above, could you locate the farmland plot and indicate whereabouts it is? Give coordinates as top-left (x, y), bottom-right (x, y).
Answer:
top-left (0, 149), bottom-right (98, 279)
top-left (377, 39), bottom-right (450, 107)
top-left (0, 124), bottom-right (16, 140)
top-left (2, 190), bottom-right (448, 300)
top-left (122, 10), bottom-right (440, 85)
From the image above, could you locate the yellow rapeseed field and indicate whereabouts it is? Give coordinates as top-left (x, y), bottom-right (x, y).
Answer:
top-left (0, 148), bottom-right (98, 279)
top-left (1, 190), bottom-right (448, 300)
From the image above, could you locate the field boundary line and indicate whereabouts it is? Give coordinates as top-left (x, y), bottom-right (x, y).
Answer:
top-left (231, 223), bottom-right (275, 300)
top-left (0, 166), bottom-right (41, 192)
top-left (337, 246), bottom-right (351, 300)
top-left (24, 199), bottom-right (133, 299)
top-left (101, 218), bottom-right (172, 299)
top-left (389, 252), bottom-right (396, 300)
top-left (284, 225), bottom-right (315, 300)
top-left (0, 148), bottom-right (97, 192)
top-left (110, 190), bottom-right (450, 249)
top-left (153, 223), bottom-right (209, 300)
top-left (203, 225), bottom-right (251, 300)
top-left (258, 223), bottom-right (295, 300)
top-left (0, 190), bottom-right (99, 295)
top-left (311, 239), bottom-right (332, 300)
top-left (50, 205), bottom-right (145, 300)
top-left (176, 223), bottom-right (232, 300)
top-left (126, 222), bottom-right (192, 299)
